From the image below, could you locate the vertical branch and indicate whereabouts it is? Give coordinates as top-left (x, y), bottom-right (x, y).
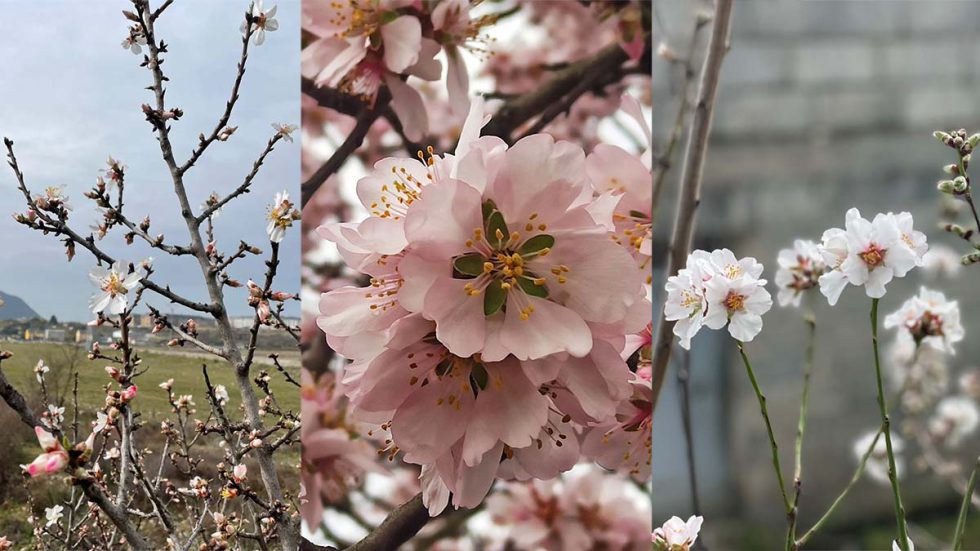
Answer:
top-left (650, 0), bottom-right (734, 415)
top-left (952, 456), bottom-right (980, 550)
top-left (736, 341), bottom-right (791, 513)
top-left (786, 313), bottom-right (816, 549)
top-left (870, 299), bottom-right (911, 551)
top-left (677, 350), bottom-right (702, 517)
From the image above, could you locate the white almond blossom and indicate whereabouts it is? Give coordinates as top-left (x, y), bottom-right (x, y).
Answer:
top-left (774, 239), bottom-right (827, 307)
top-left (884, 287), bottom-right (964, 354)
top-left (44, 505), bottom-right (63, 527)
top-left (242, 1), bottom-right (278, 46)
top-left (33, 359), bottom-right (49, 384)
top-left (214, 384), bottom-right (229, 406)
top-left (853, 430), bottom-right (904, 485)
top-left (266, 190), bottom-right (299, 243)
top-left (929, 395), bottom-right (980, 447)
top-left (88, 261), bottom-right (142, 315)
top-left (665, 249), bottom-right (771, 347)
top-left (664, 258), bottom-right (709, 350)
top-left (818, 208), bottom-right (925, 303)
top-left (653, 515), bottom-right (703, 551)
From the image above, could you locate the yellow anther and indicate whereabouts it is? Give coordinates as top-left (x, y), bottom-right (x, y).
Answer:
top-left (483, 262), bottom-right (494, 273)
top-left (495, 228), bottom-right (504, 241)
top-left (525, 223), bottom-right (534, 231)
top-left (501, 281), bottom-right (512, 290)
top-left (533, 278), bottom-right (546, 286)
top-left (513, 266), bottom-right (524, 276)
top-left (538, 224), bottom-right (547, 231)
top-left (538, 247), bottom-right (550, 256)
top-left (558, 276), bottom-right (567, 284)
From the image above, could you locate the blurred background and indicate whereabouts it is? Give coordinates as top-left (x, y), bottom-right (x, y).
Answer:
top-left (652, 2), bottom-right (980, 549)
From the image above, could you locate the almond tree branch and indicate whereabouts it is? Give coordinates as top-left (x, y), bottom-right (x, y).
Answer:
top-left (344, 494), bottom-right (430, 551)
top-left (649, 0), bottom-right (733, 416)
top-left (179, 22), bottom-right (253, 176)
top-left (133, 1), bottom-right (300, 546)
top-left (4, 139), bottom-right (215, 313)
top-left (301, 90), bottom-right (390, 208)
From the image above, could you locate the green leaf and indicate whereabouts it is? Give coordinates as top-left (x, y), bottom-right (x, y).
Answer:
top-left (486, 211), bottom-right (509, 249)
top-left (517, 275), bottom-right (548, 298)
top-left (517, 234), bottom-right (554, 256)
top-left (453, 253), bottom-right (486, 277)
top-left (484, 279), bottom-right (506, 316)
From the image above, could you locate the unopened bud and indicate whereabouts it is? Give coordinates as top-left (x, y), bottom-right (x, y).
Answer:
top-left (962, 252), bottom-right (980, 265)
top-left (938, 180), bottom-right (956, 194)
top-left (953, 176), bottom-right (969, 193)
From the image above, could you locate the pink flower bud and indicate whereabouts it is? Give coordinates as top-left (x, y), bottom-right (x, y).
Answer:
top-left (120, 385), bottom-right (138, 403)
top-left (104, 366), bottom-right (121, 381)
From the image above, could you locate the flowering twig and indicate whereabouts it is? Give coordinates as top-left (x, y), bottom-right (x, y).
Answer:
top-left (736, 341), bottom-right (791, 513)
top-left (952, 456), bottom-right (980, 550)
top-left (870, 298), bottom-right (912, 551)
top-left (786, 312), bottom-right (816, 549)
top-left (795, 427), bottom-right (884, 548)
top-left (650, 0), bottom-right (734, 416)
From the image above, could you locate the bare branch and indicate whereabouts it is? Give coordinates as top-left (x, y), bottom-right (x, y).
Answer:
top-left (649, 0), bottom-right (734, 416)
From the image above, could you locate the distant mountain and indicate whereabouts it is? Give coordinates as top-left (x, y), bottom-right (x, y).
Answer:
top-left (0, 290), bottom-right (41, 320)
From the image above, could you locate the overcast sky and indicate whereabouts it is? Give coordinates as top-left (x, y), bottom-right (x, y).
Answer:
top-left (0, 1), bottom-right (300, 321)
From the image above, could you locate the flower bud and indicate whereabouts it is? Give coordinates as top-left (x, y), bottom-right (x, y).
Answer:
top-left (938, 179), bottom-right (956, 194)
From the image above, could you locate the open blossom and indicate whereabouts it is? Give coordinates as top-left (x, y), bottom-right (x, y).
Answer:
top-left (818, 208), bottom-right (926, 304)
top-left (34, 359), bottom-right (49, 383)
top-left (213, 384), bottom-right (229, 406)
top-left (884, 287), bottom-right (964, 354)
top-left (401, 134), bottom-right (645, 361)
top-left (44, 505), bottom-right (64, 528)
top-left (582, 367), bottom-right (652, 482)
top-left (853, 430), bottom-right (904, 484)
top-left (653, 515), bottom-right (704, 551)
top-left (346, 314), bottom-right (629, 503)
top-left (242, 1), bottom-right (279, 45)
top-left (266, 190), bottom-right (300, 243)
top-left (587, 94), bottom-right (653, 274)
top-left (302, 0), bottom-right (440, 140)
top-left (666, 249), bottom-right (771, 348)
top-left (486, 468), bottom-right (651, 551)
top-left (272, 122), bottom-right (297, 142)
top-left (21, 427), bottom-right (69, 478)
top-left (88, 261), bottom-right (142, 315)
top-left (929, 395), bottom-right (980, 446)
top-left (774, 239), bottom-right (827, 307)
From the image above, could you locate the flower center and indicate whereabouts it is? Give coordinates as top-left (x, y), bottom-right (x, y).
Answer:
top-left (102, 273), bottom-right (127, 297)
top-left (451, 201), bottom-right (562, 320)
top-left (859, 244), bottom-right (885, 268)
top-left (911, 311), bottom-right (945, 339)
top-left (724, 290), bottom-right (746, 313)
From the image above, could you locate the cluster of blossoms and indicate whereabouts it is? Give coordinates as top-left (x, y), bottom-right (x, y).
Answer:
top-left (314, 96), bottom-right (651, 516)
top-left (484, 467), bottom-right (651, 550)
top-left (302, 0), bottom-right (500, 140)
top-left (665, 248), bottom-right (772, 349)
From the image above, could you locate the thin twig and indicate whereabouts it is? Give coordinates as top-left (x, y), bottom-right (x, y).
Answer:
top-left (649, 0), bottom-right (734, 416)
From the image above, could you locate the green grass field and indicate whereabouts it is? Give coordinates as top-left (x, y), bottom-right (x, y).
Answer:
top-left (0, 341), bottom-right (300, 417)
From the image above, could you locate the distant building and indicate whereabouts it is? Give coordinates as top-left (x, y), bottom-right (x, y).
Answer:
top-left (229, 316), bottom-right (254, 329)
top-left (43, 328), bottom-right (66, 342)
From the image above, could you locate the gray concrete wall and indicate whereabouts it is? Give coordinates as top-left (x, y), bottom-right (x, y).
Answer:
top-left (652, 0), bottom-right (980, 537)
